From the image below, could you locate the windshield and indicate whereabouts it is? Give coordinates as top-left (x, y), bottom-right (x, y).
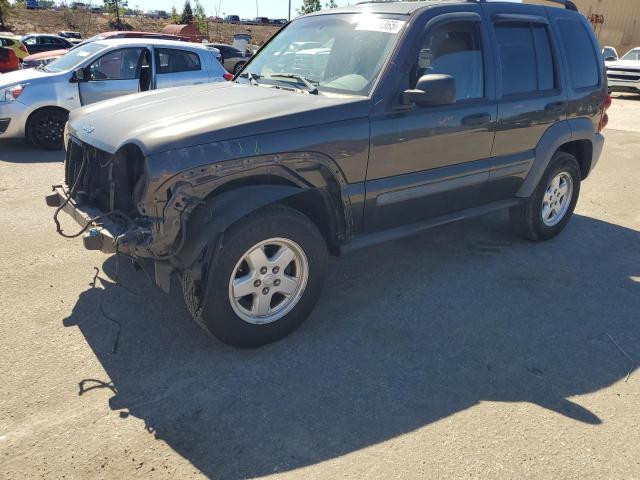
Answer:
top-left (44, 42), bottom-right (108, 72)
top-left (240, 13), bottom-right (406, 95)
top-left (621, 49), bottom-right (640, 61)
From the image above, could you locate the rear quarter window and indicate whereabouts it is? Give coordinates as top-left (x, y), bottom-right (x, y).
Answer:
top-left (557, 19), bottom-right (599, 89)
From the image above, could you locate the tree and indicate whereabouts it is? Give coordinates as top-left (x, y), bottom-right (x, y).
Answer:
top-left (298, 0), bottom-right (321, 15)
top-left (170, 6), bottom-right (180, 23)
top-left (326, 0), bottom-right (337, 8)
top-left (181, 0), bottom-right (193, 24)
top-left (0, 0), bottom-right (10, 30)
top-left (103, 0), bottom-right (128, 25)
top-left (194, 0), bottom-right (207, 33)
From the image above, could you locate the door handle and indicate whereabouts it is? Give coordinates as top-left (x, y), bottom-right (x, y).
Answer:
top-left (545, 101), bottom-right (568, 113)
top-left (461, 112), bottom-right (492, 126)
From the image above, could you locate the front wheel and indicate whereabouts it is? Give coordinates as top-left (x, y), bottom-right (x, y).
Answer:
top-left (183, 205), bottom-right (327, 347)
top-left (27, 108), bottom-right (68, 150)
top-left (510, 151), bottom-right (581, 241)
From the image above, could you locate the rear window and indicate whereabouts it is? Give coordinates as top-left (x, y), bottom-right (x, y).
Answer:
top-left (495, 23), bottom-right (556, 96)
top-left (156, 48), bottom-right (201, 74)
top-left (557, 19), bottom-right (599, 89)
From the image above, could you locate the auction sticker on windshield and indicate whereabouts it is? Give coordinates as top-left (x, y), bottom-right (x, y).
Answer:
top-left (355, 18), bottom-right (405, 34)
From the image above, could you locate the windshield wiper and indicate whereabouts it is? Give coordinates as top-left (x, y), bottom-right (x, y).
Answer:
top-left (268, 73), bottom-right (319, 95)
top-left (240, 71), bottom-right (261, 86)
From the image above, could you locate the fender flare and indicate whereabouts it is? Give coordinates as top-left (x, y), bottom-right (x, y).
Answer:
top-left (175, 184), bottom-right (305, 269)
top-left (516, 118), bottom-right (596, 198)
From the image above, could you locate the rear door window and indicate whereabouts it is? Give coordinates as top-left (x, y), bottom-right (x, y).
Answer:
top-left (557, 19), bottom-right (599, 89)
top-left (495, 23), bottom-right (556, 96)
top-left (156, 48), bottom-right (201, 74)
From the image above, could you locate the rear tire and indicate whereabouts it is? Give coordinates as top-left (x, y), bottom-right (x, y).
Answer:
top-left (183, 205), bottom-right (327, 348)
top-left (510, 151), bottom-right (581, 241)
top-left (27, 108), bottom-right (68, 150)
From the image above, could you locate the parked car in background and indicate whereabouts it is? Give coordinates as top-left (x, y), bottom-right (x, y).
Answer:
top-left (47, 0), bottom-right (608, 347)
top-left (252, 17), bottom-right (271, 25)
top-left (0, 47), bottom-right (19, 73)
top-left (606, 47), bottom-right (640, 95)
top-left (0, 39), bottom-right (227, 149)
top-left (205, 43), bottom-right (251, 74)
top-left (25, 0), bottom-right (38, 9)
top-left (22, 31), bottom-right (189, 69)
top-left (271, 19), bottom-right (288, 25)
top-left (602, 46), bottom-right (618, 65)
top-left (224, 15), bottom-right (240, 24)
top-left (58, 31), bottom-right (81, 40)
top-left (21, 34), bottom-right (73, 54)
top-left (0, 34), bottom-right (29, 62)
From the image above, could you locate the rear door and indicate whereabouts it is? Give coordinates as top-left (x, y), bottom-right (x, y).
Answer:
top-left (482, 3), bottom-right (567, 200)
top-left (79, 47), bottom-right (145, 105)
top-left (153, 47), bottom-right (210, 89)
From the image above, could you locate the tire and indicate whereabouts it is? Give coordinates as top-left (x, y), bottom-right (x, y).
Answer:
top-left (233, 62), bottom-right (246, 75)
top-left (183, 205), bottom-right (328, 348)
top-left (27, 108), bottom-right (68, 150)
top-left (510, 151), bottom-right (581, 241)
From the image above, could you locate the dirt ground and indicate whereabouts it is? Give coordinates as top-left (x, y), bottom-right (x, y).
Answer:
top-left (0, 96), bottom-right (639, 479)
top-left (4, 9), bottom-right (280, 45)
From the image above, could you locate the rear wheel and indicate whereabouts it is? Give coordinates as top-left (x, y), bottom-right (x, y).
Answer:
top-left (510, 151), bottom-right (581, 241)
top-left (183, 205), bottom-right (327, 347)
top-left (27, 108), bottom-right (68, 150)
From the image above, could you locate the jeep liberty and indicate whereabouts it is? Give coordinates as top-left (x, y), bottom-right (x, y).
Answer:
top-left (47, 0), bottom-right (610, 347)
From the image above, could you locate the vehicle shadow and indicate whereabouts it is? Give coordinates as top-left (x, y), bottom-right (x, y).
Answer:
top-left (63, 212), bottom-right (639, 479)
top-left (0, 139), bottom-right (64, 162)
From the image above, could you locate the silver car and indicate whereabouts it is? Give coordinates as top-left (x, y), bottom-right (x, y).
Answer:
top-left (0, 38), bottom-right (227, 149)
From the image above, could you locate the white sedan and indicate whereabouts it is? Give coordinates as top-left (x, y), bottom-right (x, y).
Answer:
top-left (0, 38), bottom-right (229, 149)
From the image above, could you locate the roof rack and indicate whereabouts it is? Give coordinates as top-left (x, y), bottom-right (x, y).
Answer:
top-left (466, 0), bottom-right (577, 11)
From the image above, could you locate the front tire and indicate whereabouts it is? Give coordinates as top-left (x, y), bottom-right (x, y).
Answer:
top-left (183, 205), bottom-right (327, 347)
top-left (510, 151), bottom-right (581, 241)
top-left (27, 108), bottom-right (68, 150)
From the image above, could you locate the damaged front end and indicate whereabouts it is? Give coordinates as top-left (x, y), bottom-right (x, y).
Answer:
top-left (46, 137), bottom-right (196, 292)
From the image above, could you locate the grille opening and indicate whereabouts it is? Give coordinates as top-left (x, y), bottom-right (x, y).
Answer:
top-left (65, 139), bottom-right (145, 216)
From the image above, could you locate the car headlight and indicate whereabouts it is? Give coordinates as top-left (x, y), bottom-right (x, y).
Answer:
top-left (0, 84), bottom-right (25, 102)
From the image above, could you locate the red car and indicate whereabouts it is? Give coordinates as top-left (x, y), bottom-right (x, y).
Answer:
top-left (0, 47), bottom-right (19, 73)
top-left (21, 31), bottom-right (189, 69)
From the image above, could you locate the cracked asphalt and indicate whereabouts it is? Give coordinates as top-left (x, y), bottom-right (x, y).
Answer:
top-left (1, 96), bottom-right (639, 479)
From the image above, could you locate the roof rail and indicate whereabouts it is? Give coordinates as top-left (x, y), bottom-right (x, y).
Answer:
top-left (466, 0), bottom-right (577, 11)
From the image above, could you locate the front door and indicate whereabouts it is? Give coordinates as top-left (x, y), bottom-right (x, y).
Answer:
top-left (79, 47), bottom-right (145, 105)
top-left (364, 8), bottom-right (497, 233)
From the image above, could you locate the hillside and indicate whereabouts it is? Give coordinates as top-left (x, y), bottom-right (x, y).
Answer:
top-left (3, 8), bottom-right (280, 46)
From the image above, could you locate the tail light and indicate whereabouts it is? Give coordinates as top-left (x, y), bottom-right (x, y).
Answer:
top-left (598, 93), bottom-right (612, 133)
top-left (223, 72), bottom-right (234, 81)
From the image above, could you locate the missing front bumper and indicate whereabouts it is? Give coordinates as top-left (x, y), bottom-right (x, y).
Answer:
top-left (46, 185), bottom-right (118, 253)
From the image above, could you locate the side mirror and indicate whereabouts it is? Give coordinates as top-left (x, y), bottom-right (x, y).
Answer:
top-left (403, 74), bottom-right (456, 107)
top-left (71, 67), bottom-right (86, 82)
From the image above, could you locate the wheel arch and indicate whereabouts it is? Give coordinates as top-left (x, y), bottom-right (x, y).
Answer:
top-left (517, 119), bottom-right (598, 198)
top-left (25, 105), bottom-right (69, 142)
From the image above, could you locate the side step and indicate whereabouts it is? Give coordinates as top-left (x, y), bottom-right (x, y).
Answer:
top-left (340, 198), bottom-right (521, 253)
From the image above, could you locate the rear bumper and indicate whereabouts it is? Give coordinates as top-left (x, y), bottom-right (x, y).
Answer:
top-left (45, 185), bottom-right (118, 253)
top-left (607, 77), bottom-right (640, 92)
top-left (590, 133), bottom-right (605, 174)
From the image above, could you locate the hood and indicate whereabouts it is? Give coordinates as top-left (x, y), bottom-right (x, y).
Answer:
top-left (68, 81), bottom-right (370, 155)
top-left (24, 49), bottom-right (67, 62)
top-left (0, 67), bottom-right (61, 88)
top-left (607, 59), bottom-right (640, 70)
